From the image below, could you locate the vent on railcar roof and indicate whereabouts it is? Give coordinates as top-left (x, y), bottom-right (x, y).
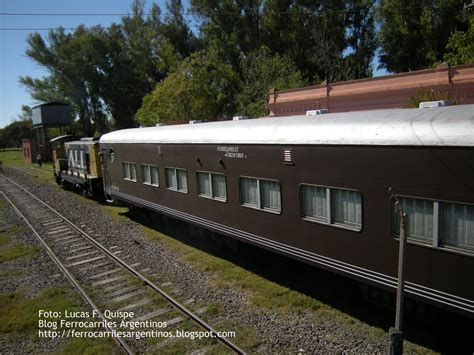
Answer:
top-left (284, 149), bottom-right (293, 165)
top-left (306, 109), bottom-right (328, 116)
top-left (233, 115), bottom-right (249, 121)
top-left (189, 120), bottom-right (202, 124)
top-left (419, 100), bottom-right (451, 108)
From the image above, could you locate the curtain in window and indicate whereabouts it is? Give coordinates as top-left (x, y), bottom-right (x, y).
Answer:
top-left (261, 180), bottom-right (281, 211)
top-left (198, 172), bottom-right (211, 196)
top-left (166, 168), bottom-right (177, 189)
top-left (123, 163), bottom-right (130, 180)
top-left (302, 185), bottom-right (327, 221)
top-left (177, 169), bottom-right (187, 192)
top-left (151, 166), bottom-right (159, 186)
top-left (333, 189), bottom-right (362, 227)
top-left (142, 165), bottom-right (151, 184)
top-left (441, 203), bottom-right (474, 249)
top-left (212, 174), bottom-right (226, 200)
top-left (240, 178), bottom-right (258, 206)
top-left (130, 164), bottom-right (137, 181)
top-left (398, 197), bottom-right (433, 243)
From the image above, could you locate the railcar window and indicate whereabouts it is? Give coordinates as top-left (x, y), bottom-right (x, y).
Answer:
top-left (393, 197), bottom-right (474, 253)
top-left (239, 177), bottom-right (281, 213)
top-left (261, 180), bottom-right (281, 212)
top-left (300, 184), bottom-right (362, 231)
top-left (165, 167), bottom-right (188, 193)
top-left (301, 185), bottom-right (327, 222)
top-left (109, 149), bottom-right (115, 163)
top-left (197, 171), bottom-right (227, 202)
top-left (142, 164), bottom-right (159, 187)
top-left (394, 197), bottom-right (433, 243)
top-left (122, 162), bottom-right (137, 182)
top-left (332, 189), bottom-right (362, 229)
top-left (441, 202), bottom-right (474, 250)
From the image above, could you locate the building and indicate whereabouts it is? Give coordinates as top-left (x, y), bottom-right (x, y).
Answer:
top-left (267, 63), bottom-right (474, 116)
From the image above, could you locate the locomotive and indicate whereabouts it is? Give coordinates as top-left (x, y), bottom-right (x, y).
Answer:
top-left (51, 136), bottom-right (103, 196)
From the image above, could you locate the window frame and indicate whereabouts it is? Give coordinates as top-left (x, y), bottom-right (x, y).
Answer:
top-left (165, 167), bottom-right (188, 194)
top-left (299, 183), bottom-right (363, 232)
top-left (238, 175), bottom-right (282, 215)
top-left (391, 194), bottom-right (474, 257)
top-left (196, 171), bottom-right (227, 203)
top-left (122, 161), bottom-right (137, 182)
top-left (141, 164), bottom-right (159, 187)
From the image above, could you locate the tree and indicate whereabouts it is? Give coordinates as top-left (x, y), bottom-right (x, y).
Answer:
top-left (19, 26), bottom-right (107, 136)
top-left (191, 0), bottom-right (263, 70)
top-left (236, 46), bottom-right (306, 117)
top-left (161, 0), bottom-right (200, 60)
top-left (136, 49), bottom-right (239, 126)
top-left (262, 0), bottom-right (370, 83)
top-left (377, 0), bottom-right (468, 73)
top-left (19, 0), bottom-right (191, 134)
top-left (17, 105), bottom-right (33, 121)
top-left (344, 0), bottom-right (377, 79)
top-left (99, 1), bottom-right (167, 130)
top-left (443, 16), bottom-right (474, 65)
top-left (2, 119), bottom-right (32, 148)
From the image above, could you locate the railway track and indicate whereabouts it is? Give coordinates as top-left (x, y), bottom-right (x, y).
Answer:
top-left (0, 174), bottom-right (244, 354)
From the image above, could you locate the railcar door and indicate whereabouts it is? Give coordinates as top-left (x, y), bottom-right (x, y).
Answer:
top-left (100, 148), bottom-right (112, 199)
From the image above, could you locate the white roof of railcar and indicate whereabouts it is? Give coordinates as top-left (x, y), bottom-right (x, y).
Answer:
top-left (100, 105), bottom-right (474, 147)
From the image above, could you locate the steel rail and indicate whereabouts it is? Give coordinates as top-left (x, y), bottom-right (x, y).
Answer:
top-left (1, 175), bottom-right (246, 355)
top-left (0, 191), bottom-right (134, 355)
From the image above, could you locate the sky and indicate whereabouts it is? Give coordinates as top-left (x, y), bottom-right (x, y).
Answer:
top-left (0, 0), bottom-right (387, 129)
top-left (0, 0), bottom-right (169, 128)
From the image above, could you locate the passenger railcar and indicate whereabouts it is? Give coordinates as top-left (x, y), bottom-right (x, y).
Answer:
top-left (99, 105), bottom-right (474, 317)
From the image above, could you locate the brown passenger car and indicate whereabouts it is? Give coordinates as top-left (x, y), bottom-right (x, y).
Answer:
top-left (100, 105), bottom-right (474, 317)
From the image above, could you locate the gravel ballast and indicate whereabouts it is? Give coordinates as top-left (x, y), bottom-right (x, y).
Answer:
top-left (2, 168), bottom-right (403, 353)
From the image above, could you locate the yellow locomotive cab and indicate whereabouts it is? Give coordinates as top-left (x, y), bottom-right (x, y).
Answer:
top-left (53, 137), bottom-right (103, 196)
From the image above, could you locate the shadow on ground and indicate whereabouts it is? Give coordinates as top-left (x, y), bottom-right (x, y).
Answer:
top-left (121, 206), bottom-right (472, 354)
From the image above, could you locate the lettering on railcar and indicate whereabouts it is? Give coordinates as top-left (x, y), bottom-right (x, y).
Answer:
top-left (216, 146), bottom-right (247, 159)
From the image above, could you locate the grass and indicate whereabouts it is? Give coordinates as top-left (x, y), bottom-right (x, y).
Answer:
top-left (0, 235), bottom-right (9, 245)
top-left (0, 243), bottom-right (40, 262)
top-left (0, 288), bottom-right (79, 334)
top-left (0, 288), bottom-right (117, 354)
top-left (140, 221), bottom-right (322, 314)
top-left (0, 270), bottom-right (25, 278)
top-left (0, 150), bottom-right (54, 182)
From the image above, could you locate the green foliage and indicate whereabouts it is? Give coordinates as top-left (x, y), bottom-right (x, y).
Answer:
top-left (377, 0), bottom-right (468, 72)
top-left (236, 46), bottom-right (306, 117)
top-left (136, 49), bottom-right (240, 125)
top-left (0, 119), bottom-right (32, 148)
top-left (192, 0), bottom-right (377, 84)
top-left (0, 244), bottom-right (40, 263)
top-left (19, 0), bottom-right (197, 134)
top-left (405, 87), bottom-right (457, 108)
top-left (443, 17), bottom-right (474, 66)
top-left (0, 289), bottom-right (76, 333)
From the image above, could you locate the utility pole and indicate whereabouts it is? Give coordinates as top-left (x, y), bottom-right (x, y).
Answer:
top-left (389, 190), bottom-right (407, 355)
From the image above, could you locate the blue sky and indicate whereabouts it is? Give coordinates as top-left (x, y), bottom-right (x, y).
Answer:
top-left (0, 0), bottom-right (168, 128)
top-left (0, 0), bottom-right (387, 128)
